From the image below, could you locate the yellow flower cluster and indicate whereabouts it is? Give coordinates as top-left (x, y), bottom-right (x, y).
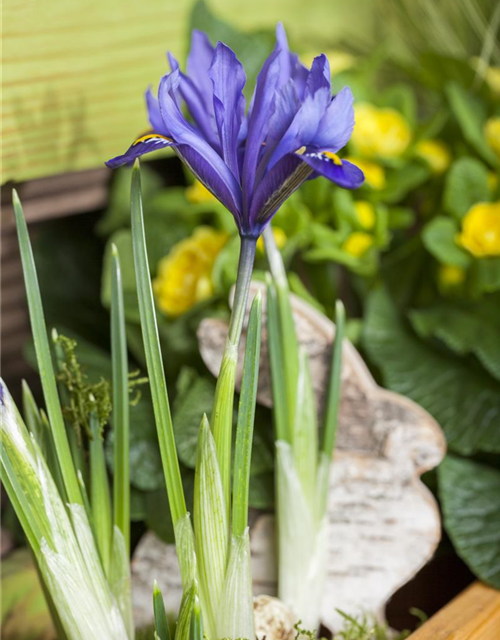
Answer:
top-left (457, 202), bottom-right (500, 258)
top-left (415, 139), bottom-right (451, 174)
top-left (185, 180), bottom-right (217, 204)
top-left (351, 103), bottom-right (412, 159)
top-left (153, 227), bottom-right (228, 316)
top-left (342, 232), bottom-right (374, 257)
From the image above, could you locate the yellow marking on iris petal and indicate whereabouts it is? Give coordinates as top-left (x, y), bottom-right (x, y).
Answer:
top-left (296, 146), bottom-right (307, 155)
top-left (133, 133), bottom-right (172, 145)
top-left (325, 151), bottom-right (343, 165)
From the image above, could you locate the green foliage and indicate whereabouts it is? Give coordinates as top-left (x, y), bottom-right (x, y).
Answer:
top-left (443, 157), bottom-right (492, 218)
top-left (421, 217), bottom-right (470, 267)
top-left (363, 288), bottom-right (500, 455)
top-left (439, 455), bottom-right (500, 588)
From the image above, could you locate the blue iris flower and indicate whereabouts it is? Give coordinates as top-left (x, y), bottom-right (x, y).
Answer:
top-left (106, 25), bottom-right (364, 238)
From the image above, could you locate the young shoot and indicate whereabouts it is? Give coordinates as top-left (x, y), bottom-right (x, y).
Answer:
top-left (264, 223), bottom-right (346, 629)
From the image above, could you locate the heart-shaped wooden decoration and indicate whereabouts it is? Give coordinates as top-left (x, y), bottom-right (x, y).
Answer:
top-left (197, 281), bottom-right (446, 631)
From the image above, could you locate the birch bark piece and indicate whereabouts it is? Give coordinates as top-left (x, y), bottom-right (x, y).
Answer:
top-left (131, 282), bottom-right (446, 633)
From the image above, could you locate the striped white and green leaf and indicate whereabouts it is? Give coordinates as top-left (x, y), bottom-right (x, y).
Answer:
top-left (264, 224), bottom-right (345, 629)
top-left (0, 191), bottom-right (134, 640)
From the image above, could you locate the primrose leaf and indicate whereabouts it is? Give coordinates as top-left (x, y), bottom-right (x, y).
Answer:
top-left (445, 82), bottom-right (498, 168)
top-left (470, 258), bottom-right (500, 295)
top-left (363, 287), bottom-right (500, 455)
top-left (173, 370), bottom-right (217, 468)
top-left (410, 298), bottom-right (500, 381)
top-left (439, 455), bottom-right (500, 589)
top-left (421, 216), bottom-right (471, 267)
top-left (443, 157), bottom-right (492, 219)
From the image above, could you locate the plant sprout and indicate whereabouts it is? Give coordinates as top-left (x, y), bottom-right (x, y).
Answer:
top-left (1, 191), bottom-right (134, 640)
top-left (264, 223), bottom-right (345, 629)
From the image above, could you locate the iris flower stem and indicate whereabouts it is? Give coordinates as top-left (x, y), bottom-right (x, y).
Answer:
top-left (211, 235), bottom-right (257, 520)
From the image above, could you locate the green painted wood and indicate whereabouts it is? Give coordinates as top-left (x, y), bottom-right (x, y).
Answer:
top-left (2, 0), bottom-right (373, 184)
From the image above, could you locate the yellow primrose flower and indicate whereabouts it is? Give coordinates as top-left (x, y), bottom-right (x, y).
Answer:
top-left (153, 227), bottom-right (228, 316)
top-left (185, 180), bottom-right (217, 204)
top-left (256, 226), bottom-right (287, 254)
top-left (415, 139), bottom-right (451, 174)
top-left (354, 201), bottom-right (376, 230)
top-left (345, 156), bottom-right (386, 190)
top-left (342, 232), bottom-right (374, 257)
top-left (457, 202), bottom-right (500, 257)
top-left (484, 117), bottom-right (500, 161)
top-left (439, 264), bottom-right (466, 288)
top-left (351, 103), bottom-right (411, 159)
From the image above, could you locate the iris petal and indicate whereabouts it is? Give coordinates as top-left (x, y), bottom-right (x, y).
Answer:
top-left (158, 70), bottom-right (242, 208)
top-left (242, 50), bottom-right (280, 197)
top-left (249, 153), bottom-right (312, 232)
top-left (313, 86), bottom-right (355, 152)
top-left (105, 134), bottom-right (173, 169)
top-left (186, 30), bottom-right (216, 115)
top-left (168, 52), bottom-right (220, 149)
top-left (176, 144), bottom-right (242, 223)
top-left (209, 43), bottom-right (246, 179)
top-left (301, 154), bottom-right (365, 189)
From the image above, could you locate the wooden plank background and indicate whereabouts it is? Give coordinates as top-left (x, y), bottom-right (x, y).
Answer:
top-left (407, 582), bottom-right (500, 640)
top-left (1, 0), bottom-right (374, 185)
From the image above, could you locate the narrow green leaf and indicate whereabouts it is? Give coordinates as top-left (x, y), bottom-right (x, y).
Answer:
top-left (292, 348), bottom-right (318, 503)
top-left (153, 580), bottom-right (171, 640)
top-left (232, 292), bottom-right (262, 538)
top-left (322, 300), bottom-right (345, 460)
top-left (189, 592), bottom-right (203, 640)
top-left (109, 527), bottom-right (134, 640)
top-left (89, 412), bottom-right (112, 575)
top-left (193, 415), bottom-right (227, 638)
top-left (264, 225), bottom-right (299, 437)
top-left (265, 274), bottom-right (288, 442)
top-left (175, 582), bottom-right (195, 640)
top-left (130, 162), bottom-right (186, 525)
top-left (216, 531), bottom-right (255, 640)
top-left (111, 244), bottom-right (131, 555)
top-left (22, 379), bottom-right (44, 448)
top-left (12, 189), bottom-right (82, 506)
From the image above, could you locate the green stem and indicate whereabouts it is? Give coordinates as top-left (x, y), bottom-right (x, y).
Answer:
top-left (211, 235), bottom-right (257, 519)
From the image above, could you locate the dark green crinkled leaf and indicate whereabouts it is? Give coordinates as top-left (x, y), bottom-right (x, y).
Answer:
top-left (439, 455), bottom-right (500, 588)
top-left (248, 471), bottom-right (274, 509)
top-left (363, 287), bottom-right (500, 455)
top-left (410, 300), bottom-right (500, 381)
top-left (421, 216), bottom-right (471, 267)
top-left (172, 368), bottom-right (216, 468)
top-left (107, 389), bottom-right (164, 492)
top-left (443, 157), bottom-right (492, 219)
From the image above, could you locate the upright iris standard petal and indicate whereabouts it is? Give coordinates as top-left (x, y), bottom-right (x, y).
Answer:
top-left (209, 43), bottom-right (246, 179)
top-left (312, 86), bottom-right (355, 151)
top-left (106, 23), bottom-right (364, 237)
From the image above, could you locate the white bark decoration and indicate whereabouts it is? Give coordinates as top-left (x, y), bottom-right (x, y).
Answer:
top-left (131, 283), bottom-right (446, 632)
